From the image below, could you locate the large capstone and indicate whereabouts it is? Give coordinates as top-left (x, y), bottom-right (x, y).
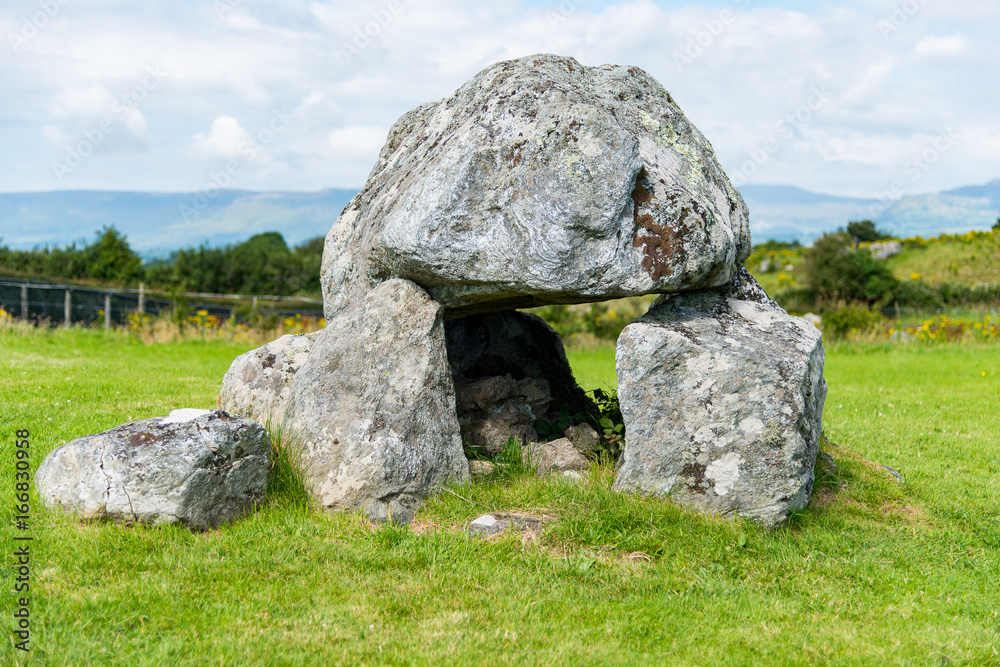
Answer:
top-left (321, 53), bottom-right (750, 320)
top-left (613, 270), bottom-right (827, 527)
top-left (219, 331), bottom-right (318, 427)
top-left (35, 409), bottom-right (270, 530)
top-left (286, 279), bottom-right (469, 523)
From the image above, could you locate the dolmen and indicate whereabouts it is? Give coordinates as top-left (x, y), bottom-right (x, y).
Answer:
top-left (220, 54), bottom-right (826, 527)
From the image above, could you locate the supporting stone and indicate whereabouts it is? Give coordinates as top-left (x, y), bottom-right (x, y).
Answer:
top-left (286, 279), bottom-right (469, 523)
top-left (219, 331), bottom-right (319, 427)
top-left (613, 270), bottom-right (827, 527)
top-left (64, 288), bottom-right (71, 326)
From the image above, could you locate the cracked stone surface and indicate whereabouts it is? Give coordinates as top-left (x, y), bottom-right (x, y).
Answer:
top-left (35, 409), bottom-right (270, 530)
top-left (613, 269), bottom-right (827, 527)
top-left (320, 53), bottom-right (750, 320)
top-left (286, 279), bottom-right (469, 524)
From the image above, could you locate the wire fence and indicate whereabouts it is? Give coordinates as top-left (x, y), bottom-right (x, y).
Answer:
top-left (0, 277), bottom-right (323, 328)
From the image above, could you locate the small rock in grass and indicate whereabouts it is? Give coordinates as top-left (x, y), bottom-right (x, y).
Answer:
top-left (468, 460), bottom-right (496, 477)
top-left (35, 409), bottom-right (270, 530)
top-left (817, 451), bottom-right (838, 474)
top-left (879, 464), bottom-right (904, 483)
top-left (524, 438), bottom-right (589, 477)
top-left (559, 470), bottom-right (586, 484)
top-left (467, 513), bottom-right (543, 539)
top-left (564, 423), bottom-right (600, 455)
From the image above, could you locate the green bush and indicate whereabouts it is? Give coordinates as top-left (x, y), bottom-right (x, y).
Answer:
top-left (845, 220), bottom-right (892, 243)
top-left (802, 232), bottom-right (898, 307)
top-left (821, 303), bottom-right (886, 340)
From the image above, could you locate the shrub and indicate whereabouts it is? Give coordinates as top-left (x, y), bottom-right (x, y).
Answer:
top-left (801, 232), bottom-right (899, 307)
top-left (822, 302), bottom-right (886, 340)
top-left (846, 220), bottom-right (892, 243)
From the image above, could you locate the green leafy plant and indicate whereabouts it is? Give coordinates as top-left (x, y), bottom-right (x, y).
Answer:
top-left (586, 388), bottom-right (625, 460)
top-left (533, 406), bottom-right (582, 441)
top-left (821, 302), bottom-right (886, 340)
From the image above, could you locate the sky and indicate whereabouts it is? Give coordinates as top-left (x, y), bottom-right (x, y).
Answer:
top-left (1, 0), bottom-right (997, 199)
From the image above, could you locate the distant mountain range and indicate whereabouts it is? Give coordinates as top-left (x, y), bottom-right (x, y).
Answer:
top-left (0, 189), bottom-right (357, 258)
top-left (741, 180), bottom-right (1000, 243)
top-left (1, 180), bottom-right (997, 257)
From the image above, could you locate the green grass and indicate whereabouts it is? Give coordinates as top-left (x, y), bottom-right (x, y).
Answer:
top-left (3, 328), bottom-right (999, 665)
top-left (886, 238), bottom-right (1000, 286)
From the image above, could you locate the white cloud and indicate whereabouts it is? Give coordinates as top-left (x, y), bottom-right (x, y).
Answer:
top-left (189, 115), bottom-right (251, 161)
top-left (0, 0), bottom-right (997, 194)
top-left (914, 34), bottom-right (969, 58)
top-left (328, 125), bottom-right (388, 159)
top-left (43, 85), bottom-right (150, 155)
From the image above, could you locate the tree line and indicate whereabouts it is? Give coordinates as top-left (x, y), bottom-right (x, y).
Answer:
top-left (0, 227), bottom-right (325, 296)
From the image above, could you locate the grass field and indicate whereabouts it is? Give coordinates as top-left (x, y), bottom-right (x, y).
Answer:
top-left (2, 327), bottom-right (999, 665)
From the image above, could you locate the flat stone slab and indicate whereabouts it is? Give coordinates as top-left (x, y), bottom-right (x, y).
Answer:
top-left (35, 409), bottom-right (270, 530)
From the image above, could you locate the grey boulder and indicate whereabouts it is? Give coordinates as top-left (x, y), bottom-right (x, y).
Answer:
top-left (613, 270), bottom-right (827, 527)
top-left (218, 331), bottom-right (318, 426)
top-left (286, 279), bottom-right (469, 523)
top-left (321, 53), bottom-right (750, 319)
top-left (564, 422), bottom-right (601, 456)
top-left (524, 437), bottom-right (590, 476)
top-left (467, 513), bottom-right (543, 539)
top-left (35, 409), bottom-right (270, 530)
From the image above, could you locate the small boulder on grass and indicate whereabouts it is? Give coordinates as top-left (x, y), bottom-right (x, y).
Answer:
top-left (523, 438), bottom-right (589, 477)
top-left (563, 423), bottom-right (600, 456)
top-left (35, 409), bottom-right (270, 531)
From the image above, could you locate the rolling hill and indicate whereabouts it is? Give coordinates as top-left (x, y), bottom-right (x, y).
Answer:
top-left (1, 180), bottom-right (997, 256)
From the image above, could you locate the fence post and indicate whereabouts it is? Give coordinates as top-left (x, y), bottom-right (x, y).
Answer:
top-left (138, 282), bottom-right (145, 314)
top-left (105, 293), bottom-right (111, 330)
top-left (21, 284), bottom-right (28, 320)
top-left (64, 289), bottom-right (71, 326)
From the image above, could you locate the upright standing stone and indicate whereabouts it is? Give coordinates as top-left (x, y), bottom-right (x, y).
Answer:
top-left (286, 279), bottom-right (469, 523)
top-left (613, 270), bottom-right (826, 527)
